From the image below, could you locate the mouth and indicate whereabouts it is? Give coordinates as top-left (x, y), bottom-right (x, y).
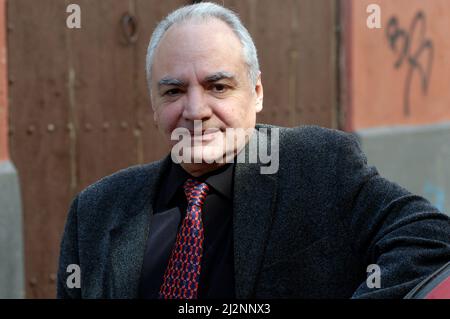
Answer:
top-left (189, 128), bottom-right (222, 142)
top-left (203, 128), bottom-right (221, 135)
top-left (187, 127), bottom-right (221, 135)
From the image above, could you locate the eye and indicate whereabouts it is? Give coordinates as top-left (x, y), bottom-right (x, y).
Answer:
top-left (211, 84), bottom-right (228, 93)
top-left (164, 88), bottom-right (182, 96)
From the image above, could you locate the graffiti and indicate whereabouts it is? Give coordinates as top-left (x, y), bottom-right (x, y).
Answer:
top-left (386, 11), bottom-right (434, 116)
top-left (423, 182), bottom-right (446, 213)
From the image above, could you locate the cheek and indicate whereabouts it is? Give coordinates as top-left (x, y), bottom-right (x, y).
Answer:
top-left (233, 100), bottom-right (257, 127)
top-left (214, 96), bottom-right (257, 128)
top-left (156, 104), bottom-right (182, 134)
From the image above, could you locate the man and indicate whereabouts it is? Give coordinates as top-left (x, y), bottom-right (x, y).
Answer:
top-left (57, 2), bottom-right (450, 299)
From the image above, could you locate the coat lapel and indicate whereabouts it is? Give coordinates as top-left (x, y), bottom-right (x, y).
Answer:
top-left (106, 157), bottom-right (171, 298)
top-left (233, 127), bottom-right (278, 298)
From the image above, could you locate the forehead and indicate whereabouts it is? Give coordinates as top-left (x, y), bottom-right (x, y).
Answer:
top-left (152, 18), bottom-right (246, 81)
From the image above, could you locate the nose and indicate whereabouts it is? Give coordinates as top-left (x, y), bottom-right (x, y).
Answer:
top-left (182, 87), bottom-right (212, 121)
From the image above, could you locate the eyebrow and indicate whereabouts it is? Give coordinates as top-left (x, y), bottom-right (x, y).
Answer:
top-left (158, 77), bottom-right (186, 88)
top-left (204, 71), bottom-right (236, 83)
top-left (157, 71), bottom-right (236, 89)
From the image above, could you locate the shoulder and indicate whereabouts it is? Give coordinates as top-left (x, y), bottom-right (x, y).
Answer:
top-left (75, 158), bottom-right (168, 213)
top-left (257, 123), bottom-right (360, 147)
top-left (256, 123), bottom-right (365, 165)
top-left (283, 125), bottom-right (361, 150)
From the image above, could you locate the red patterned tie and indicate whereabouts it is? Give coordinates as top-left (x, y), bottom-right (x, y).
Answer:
top-left (159, 178), bottom-right (210, 299)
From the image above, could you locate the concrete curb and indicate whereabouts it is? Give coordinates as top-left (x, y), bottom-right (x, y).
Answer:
top-left (0, 160), bottom-right (25, 298)
top-left (356, 122), bottom-right (450, 216)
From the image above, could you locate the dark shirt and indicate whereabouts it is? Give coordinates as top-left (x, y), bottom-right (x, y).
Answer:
top-left (138, 161), bottom-right (236, 298)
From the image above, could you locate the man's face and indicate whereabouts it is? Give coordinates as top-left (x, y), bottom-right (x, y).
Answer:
top-left (150, 18), bottom-right (263, 174)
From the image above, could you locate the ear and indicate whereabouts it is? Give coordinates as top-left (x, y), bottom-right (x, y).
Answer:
top-left (254, 73), bottom-right (263, 113)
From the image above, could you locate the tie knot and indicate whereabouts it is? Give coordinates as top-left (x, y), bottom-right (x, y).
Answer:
top-left (183, 179), bottom-right (209, 207)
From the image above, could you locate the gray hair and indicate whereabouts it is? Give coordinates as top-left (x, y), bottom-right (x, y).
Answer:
top-left (145, 2), bottom-right (260, 95)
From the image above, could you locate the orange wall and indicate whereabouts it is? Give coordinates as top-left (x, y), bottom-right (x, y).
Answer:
top-left (349, 0), bottom-right (450, 130)
top-left (0, 0), bottom-right (8, 161)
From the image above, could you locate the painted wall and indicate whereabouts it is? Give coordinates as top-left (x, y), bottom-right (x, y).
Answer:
top-left (0, 0), bottom-right (25, 298)
top-left (349, 0), bottom-right (450, 131)
top-left (358, 124), bottom-right (450, 215)
top-left (345, 0), bottom-right (450, 215)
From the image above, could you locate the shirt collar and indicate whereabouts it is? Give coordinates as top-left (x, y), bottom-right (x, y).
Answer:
top-left (160, 161), bottom-right (234, 207)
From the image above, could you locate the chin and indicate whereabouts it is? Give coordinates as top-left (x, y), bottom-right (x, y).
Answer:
top-left (192, 145), bottom-right (227, 164)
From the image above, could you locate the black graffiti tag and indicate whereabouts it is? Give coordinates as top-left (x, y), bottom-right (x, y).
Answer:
top-left (386, 11), bottom-right (434, 116)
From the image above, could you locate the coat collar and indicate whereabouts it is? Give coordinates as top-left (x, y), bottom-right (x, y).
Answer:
top-left (233, 127), bottom-right (278, 298)
top-left (106, 157), bottom-right (171, 298)
top-left (107, 126), bottom-right (278, 298)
